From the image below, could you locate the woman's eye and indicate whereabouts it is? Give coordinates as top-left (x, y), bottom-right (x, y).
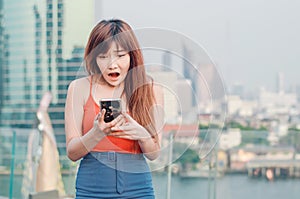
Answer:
top-left (118, 54), bottom-right (126, 58)
top-left (98, 55), bottom-right (108, 59)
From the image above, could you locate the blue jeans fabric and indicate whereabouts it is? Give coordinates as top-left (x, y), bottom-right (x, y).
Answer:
top-left (75, 152), bottom-right (155, 199)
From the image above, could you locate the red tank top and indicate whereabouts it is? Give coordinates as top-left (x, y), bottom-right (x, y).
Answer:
top-left (82, 77), bottom-right (142, 154)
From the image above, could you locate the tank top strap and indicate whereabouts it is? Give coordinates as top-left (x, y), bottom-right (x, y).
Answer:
top-left (89, 76), bottom-right (93, 98)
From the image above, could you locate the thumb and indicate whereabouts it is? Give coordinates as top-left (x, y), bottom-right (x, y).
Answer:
top-left (100, 109), bottom-right (106, 121)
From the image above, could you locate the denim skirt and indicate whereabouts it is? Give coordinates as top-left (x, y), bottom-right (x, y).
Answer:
top-left (75, 152), bottom-right (155, 199)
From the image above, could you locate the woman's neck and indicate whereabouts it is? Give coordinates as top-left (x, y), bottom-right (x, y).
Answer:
top-left (93, 75), bottom-right (125, 99)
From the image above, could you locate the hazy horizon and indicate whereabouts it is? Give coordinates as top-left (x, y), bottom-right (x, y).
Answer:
top-left (95, 0), bottom-right (300, 93)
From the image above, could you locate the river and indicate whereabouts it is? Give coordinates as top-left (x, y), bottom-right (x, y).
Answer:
top-left (1, 173), bottom-right (300, 199)
top-left (153, 174), bottom-right (300, 199)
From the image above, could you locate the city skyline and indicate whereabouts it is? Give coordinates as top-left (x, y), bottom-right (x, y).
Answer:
top-left (1, 0), bottom-right (300, 128)
top-left (96, 0), bottom-right (300, 92)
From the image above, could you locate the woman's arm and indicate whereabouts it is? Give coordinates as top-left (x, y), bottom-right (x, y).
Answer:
top-left (138, 84), bottom-right (164, 160)
top-left (65, 78), bottom-right (124, 161)
top-left (65, 79), bottom-right (103, 161)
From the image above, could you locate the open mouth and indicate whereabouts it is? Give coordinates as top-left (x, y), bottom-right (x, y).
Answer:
top-left (108, 72), bottom-right (120, 78)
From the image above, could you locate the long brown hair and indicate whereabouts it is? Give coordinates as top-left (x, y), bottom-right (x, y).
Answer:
top-left (84, 19), bottom-right (157, 137)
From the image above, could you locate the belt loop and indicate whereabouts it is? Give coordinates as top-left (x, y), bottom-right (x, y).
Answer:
top-left (108, 151), bottom-right (116, 161)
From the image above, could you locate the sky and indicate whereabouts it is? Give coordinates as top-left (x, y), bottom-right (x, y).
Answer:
top-left (94, 0), bottom-right (300, 93)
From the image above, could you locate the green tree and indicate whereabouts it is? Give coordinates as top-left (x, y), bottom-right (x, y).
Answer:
top-left (280, 131), bottom-right (300, 152)
top-left (176, 148), bottom-right (200, 167)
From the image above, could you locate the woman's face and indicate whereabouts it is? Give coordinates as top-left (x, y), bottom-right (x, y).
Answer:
top-left (96, 42), bottom-right (130, 87)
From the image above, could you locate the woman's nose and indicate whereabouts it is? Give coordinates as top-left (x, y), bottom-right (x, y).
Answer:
top-left (108, 59), bottom-right (118, 69)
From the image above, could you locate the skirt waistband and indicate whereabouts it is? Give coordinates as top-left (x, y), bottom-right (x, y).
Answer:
top-left (81, 152), bottom-right (149, 174)
top-left (84, 151), bottom-right (145, 161)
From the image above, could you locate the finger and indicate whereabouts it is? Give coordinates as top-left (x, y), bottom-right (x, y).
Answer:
top-left (110, 126), bottom-right (122, 132)
top-left (95, 112), bottom-right (101, 121)
top-left (111, 125), bottom-right (133, 132)
top-left (114, 135), bottom-right (134, 140)
top-left (114, 119), bottom-right (124, 127)
top-left (115, 116), bottom-right (126, 127)
top-left (102, 128), bottom-right (112, 135)
top-left (109, 131), bottom-right (126, 136)
top-left (109, 115), bottom-right (124, 127)
top-left (122, 112), bottom-right (135, 123)
top-left (99, 109), bottom-right (106, 122)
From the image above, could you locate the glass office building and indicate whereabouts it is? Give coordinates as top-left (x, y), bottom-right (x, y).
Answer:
top-left (0, 0), bottom-right (94, 128)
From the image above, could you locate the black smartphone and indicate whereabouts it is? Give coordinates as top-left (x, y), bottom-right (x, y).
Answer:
top-left (100, 98), bottom-right (122, 123)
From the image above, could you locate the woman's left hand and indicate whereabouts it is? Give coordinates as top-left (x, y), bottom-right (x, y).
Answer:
top-left (110, 112), bottom-right (151, 141)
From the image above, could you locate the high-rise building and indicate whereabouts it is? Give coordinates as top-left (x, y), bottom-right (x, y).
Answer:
top-left (294, 85), bottom-right (300, 102)
top-left (182, 43), bottom-right (194, 80)
top-left (147, 69), bottom-right (179, 124)
top-left (276, 72), bottom-right (284, 94)
top-left (61, 46), bottom-right (85, 97)
top-left (175, 79), bottom-right (193, 114)
top-left (182, 43), bottom-right (199, 107)
top-left (0, 0), bottom-right (5, 120)
top-left (181, 42), bottom-right (226, 115)
top-left (259, 87), bottom-right (297, 114)
top-left (0, 0), bottom-right (94, 128)
top-left (53, 46), bottom-right (84, 128)
top-left (162, 50), bottom-right (171, 71)
top-left (230, 83), bottom-right (244, 98)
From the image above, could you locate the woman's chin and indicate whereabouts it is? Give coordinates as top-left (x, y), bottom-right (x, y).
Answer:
top-left (104, 76), bottom-right (126, 87)
top-left (106, 79), bottom-right (123, 88)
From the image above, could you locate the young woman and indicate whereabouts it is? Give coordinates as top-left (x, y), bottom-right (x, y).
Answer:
top-left (65, 19), bottom-right (164, 198)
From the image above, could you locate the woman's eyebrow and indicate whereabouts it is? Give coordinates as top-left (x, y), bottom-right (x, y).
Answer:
top-left (114, 49), bottom-right (127, 52)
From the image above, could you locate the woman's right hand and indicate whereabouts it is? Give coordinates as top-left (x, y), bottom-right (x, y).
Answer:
top-left (93, 109), bottom-right (125, 135)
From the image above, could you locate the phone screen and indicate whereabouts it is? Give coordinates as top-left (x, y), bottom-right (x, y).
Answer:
top-left (100, 99), bottom-right (122, 123)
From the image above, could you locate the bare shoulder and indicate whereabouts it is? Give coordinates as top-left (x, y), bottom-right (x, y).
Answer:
top-left (67, 76), bottom-right (91, 103)
top-left (68, 76), bottom-right (90, 89)
top-left (68, 76), bottom-right (91, 96)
